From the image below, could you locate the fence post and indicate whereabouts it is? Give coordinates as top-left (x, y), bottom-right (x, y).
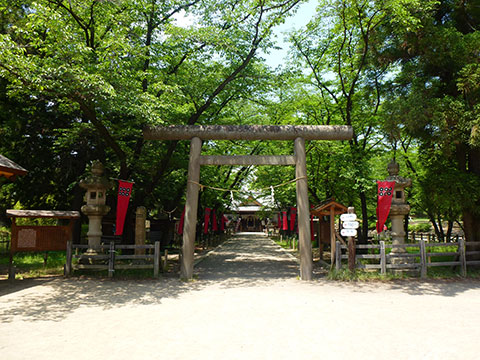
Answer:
top-left (419, 239), bottom-right (427, 278)
top-left (335, 241), bottom-right (341, 271)
top-left (65, 240), bottom-right (72, 276)
top-left (163, 249), bottom-right (168, 271)
top-left (380, 241), bottom-right (386, 275)
top-left (154, 241), bottom-right (160, 278)
top-left (459, 237), bottom-right (466, 277)
top-left (108, 241), bottom-right (115, 278)
top-left (348, 236), bottom-right (356, 272)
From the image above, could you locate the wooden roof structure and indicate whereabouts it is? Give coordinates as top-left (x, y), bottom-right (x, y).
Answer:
top-left (311, 198), bottom-right (348, 217)
top-left (6, 209), bottom-right (80, 219)
top-left (0, 154), bottom-right (27, 180)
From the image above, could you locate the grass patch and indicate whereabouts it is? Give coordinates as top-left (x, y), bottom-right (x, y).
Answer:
top-left (328, 268), bottom-right (405, 281)
top-left (0, 251), bottom-right (66, 279)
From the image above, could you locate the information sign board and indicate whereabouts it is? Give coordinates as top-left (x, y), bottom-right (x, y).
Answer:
top-left (342, 221), bottom-right (359, 229)
top-left (340, 228), bottom-right (357, 237)
top-left (340, 213), bottom-right (356, 222)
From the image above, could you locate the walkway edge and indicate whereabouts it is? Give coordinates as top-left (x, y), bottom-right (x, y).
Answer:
top-left (270, 238), bottom-right (300, 264)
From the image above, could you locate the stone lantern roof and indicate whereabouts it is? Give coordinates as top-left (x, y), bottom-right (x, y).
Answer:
top-left (386, 159), bottom-right (412, 189)
top-left (79, 161), bottom-right (113, 190)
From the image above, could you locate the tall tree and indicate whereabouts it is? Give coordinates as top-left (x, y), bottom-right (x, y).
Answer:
top-left (0, 0), bottom-right (304, 219)
top-left (382, 0), bottom-right (480, 244)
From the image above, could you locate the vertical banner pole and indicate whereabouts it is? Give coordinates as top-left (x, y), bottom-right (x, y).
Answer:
top-left (181, 137), bottom-right (202, 279)
top-left (295, 137), bottom-right (313, 280)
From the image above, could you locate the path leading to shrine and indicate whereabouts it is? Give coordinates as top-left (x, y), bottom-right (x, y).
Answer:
top-left (1, 233), bottom-right (480, 359)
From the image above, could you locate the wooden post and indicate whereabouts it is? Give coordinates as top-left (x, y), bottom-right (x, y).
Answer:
top-left (335, 241), bottom-right (341, 271)
top-left (65, 240), bottom-right (72, 276)
top-left (459, 237), bottom-right (466, 277)
top-left (108, 241), bottom-right (115, 278)
top-left (380, 241), bottom-right (386, 275)
top-left (135, 206), bottom-right (147, 256)
top-left (419, 239), bottom-right (427, 278)
top-left (8, 253), bottom-right (15, 282)
top-left (181, 136), bottom-right (202, 280)
top-left (295, 137), bottom-right (313, 280)
top-left (163, 249), bottom-right (168, 271)
top-left (154, 241), bottom-right (160, 278)
top-left (330, 206), bottom-right (335, 268)
top-left (347, 207), bottom-right (356, 272)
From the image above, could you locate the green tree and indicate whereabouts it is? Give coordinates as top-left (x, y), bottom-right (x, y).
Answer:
top-left (0, 0), bottom-right (304, 223)
top-left (382, 0), bottom-right (480, 244)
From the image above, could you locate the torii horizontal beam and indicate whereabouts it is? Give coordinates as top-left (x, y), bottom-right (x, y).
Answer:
top-left (199, 155), bottom-right (296, 166)
top-left (143, 125), bottom-right (352, 141)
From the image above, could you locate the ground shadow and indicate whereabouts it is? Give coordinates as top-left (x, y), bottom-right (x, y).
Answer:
top-left (320, 277), bottom-right (480, 297)
top-left (2, 234), bottom-right (479, 324)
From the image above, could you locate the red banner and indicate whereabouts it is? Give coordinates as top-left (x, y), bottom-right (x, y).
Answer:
top-left (282, 211), bottom-right (288, 230)
top-left (115, 180), bottom-right (133, 236)
top-left (203, 208), bottom-right (211, 234)
top-left (290, 207), bottom-right (297, 231)
top-left (220, 214), bottom-right (227, 231)
top-left (177, 207), bottom-right (185, 235)
top-left (212, 209), bottom-right (218, 231)
top-left (376, 181), bottom-right (395, 233)
top-left (277, 213), bottom-right (282, 229)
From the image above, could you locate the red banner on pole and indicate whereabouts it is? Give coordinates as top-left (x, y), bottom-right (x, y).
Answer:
top-left (212, 209), bottom-right (218, 232)
top-left (220, 214), bottom-right (227, 231)
top-left (203, 208), bottom-right (211, 234)
top-left (277, 213), bottom-right (282, 229)
top-left (115, 180), bottom-right (133, 236)
top-left (282, 211), bottom-right (288, 230)
top-left (177, 207), bottom-right (185, 235)
top-left (290, 207), bottom-right (297, 231)
top-left (376, 181), bottom-right (395, 233)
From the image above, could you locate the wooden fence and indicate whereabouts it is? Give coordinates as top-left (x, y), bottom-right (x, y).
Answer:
top-left (408, 232), bottom-right (465, 243)
top-left (335, 239), bottom-right (480, 278)
top-left (65, 241), bottom-right (161, 278)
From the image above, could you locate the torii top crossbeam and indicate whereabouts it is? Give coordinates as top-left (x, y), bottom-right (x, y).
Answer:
top-left (143, 125), bottom-right (353, 141)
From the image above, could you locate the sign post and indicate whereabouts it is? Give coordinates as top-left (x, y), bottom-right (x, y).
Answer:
top-left (341, 207), bottom-right (357, 271)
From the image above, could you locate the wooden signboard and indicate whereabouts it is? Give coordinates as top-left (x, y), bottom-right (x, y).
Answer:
top-left (7, 210), bottom-right (80, 253)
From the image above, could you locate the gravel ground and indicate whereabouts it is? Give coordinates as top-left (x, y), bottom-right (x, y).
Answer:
top-left (1, 233), bottom-right (480, 360)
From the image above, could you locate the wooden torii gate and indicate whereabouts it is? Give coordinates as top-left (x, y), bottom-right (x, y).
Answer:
top-left (144, 125), bottom-right (353, 280)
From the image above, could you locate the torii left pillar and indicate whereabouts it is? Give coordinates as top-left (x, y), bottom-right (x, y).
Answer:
top-left (181, 136), bottom-right (202, 279)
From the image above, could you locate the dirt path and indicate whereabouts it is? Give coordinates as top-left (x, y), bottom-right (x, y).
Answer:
top-left (1, 233), bottom-right (480, 359)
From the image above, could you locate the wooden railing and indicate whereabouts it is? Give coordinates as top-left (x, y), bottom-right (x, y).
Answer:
top-left (335, 239), bottom-right (480, 278)
top-left (65, 241), bottom-right (161, 278)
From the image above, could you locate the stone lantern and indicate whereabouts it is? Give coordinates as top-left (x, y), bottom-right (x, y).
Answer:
top-left (79, 161), bottom-right (113, 253)
top-left (385, 159), bottom-right (412, 258)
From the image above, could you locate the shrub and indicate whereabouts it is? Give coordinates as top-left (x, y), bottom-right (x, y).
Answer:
top-left (409, 223), bottom-right (432, 233)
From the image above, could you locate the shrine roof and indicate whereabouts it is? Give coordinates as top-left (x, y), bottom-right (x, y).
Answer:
top-left (311, 198), bottom-right (348, 216)
top-left (0, 154), bottom-right (28, 180)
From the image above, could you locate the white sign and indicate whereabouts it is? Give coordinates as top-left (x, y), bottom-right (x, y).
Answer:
top-left (342, 221), bottom-right (359, 229)
top-left (341, 228), bottom-right (357, 237)
top-left (340, 213), bottom-right (357, 221)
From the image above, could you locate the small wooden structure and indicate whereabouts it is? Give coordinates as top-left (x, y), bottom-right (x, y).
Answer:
top-left (7, 210), bottom-right (80, 253)
top-left (0, 154), bottom-right (27, 180)
top-left (237, 197), bottom-right (264, 232)
top-left (311, 198), bottom-right (347, 263)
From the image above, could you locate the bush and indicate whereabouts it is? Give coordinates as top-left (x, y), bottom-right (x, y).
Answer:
top-left (409, 223), bottom-right (432, 233)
